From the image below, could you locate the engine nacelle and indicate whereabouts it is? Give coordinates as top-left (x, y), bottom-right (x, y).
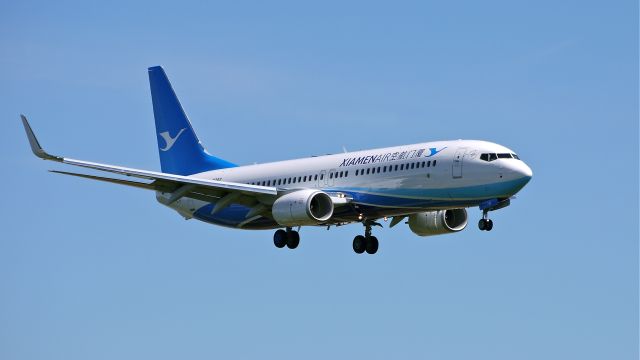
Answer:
top-left (272, 189), bottom-right (334, 226)
top-left (408, 209), bottom-right (468, 236)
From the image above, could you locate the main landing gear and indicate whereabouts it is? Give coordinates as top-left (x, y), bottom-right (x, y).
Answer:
top-left (272, 220), bottom-right (384, 254)
top-left (352, 220), bottom-right (381, 255)
top-left (478, 211), bottom-right (493, 231)
top-left (273, 227), bottom-right (300, 249)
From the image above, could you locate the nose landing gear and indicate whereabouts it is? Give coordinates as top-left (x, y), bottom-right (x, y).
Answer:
top-left (478, 215), bottom-right (493, 231)
top-left (478, 209), bottom-right (494, 231)
top-left (478, 198), bottom-right (511, 232)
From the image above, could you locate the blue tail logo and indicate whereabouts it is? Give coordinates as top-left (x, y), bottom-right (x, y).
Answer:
top-left (148, 66), bottom-right (237, 175)
top-left (158, 128), bottom-right (186, 151)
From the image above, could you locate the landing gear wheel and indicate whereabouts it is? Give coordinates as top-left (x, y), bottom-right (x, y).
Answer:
top-left (478, 219), bottom-right (487, 231)
top-left (353, 235), bottom-right (366, 254)
top-left (274, 229), bottom-right (287, 248)
top-left (365, 236), bottom-right (379, 254)
top-left (485, 219), bottom-right (493, 231)
top-left (478, 218), bottom-right (494, 231)
top-left (286, 231), bottom-right (300, 249)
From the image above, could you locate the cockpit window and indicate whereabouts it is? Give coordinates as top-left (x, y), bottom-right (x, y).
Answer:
top-left (480, 152), bottom-right (520, 161)
top-left (480, 153), bottom-right (499, 161)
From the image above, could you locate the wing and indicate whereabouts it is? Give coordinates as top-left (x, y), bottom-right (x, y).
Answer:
top-left (21, 115), bottom-right (278, 217)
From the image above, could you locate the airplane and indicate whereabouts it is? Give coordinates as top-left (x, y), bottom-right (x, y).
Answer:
top-left (21, 66), bottom-right (533, 255)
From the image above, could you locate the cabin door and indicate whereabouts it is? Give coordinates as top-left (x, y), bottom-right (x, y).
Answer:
top-left (452, 148), bottom-right (466, 178)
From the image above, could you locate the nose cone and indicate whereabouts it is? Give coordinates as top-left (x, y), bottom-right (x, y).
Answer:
top-left (516, 161), bottom-right (533, 182)
top-left (504, 160), bottom-right (533, 193)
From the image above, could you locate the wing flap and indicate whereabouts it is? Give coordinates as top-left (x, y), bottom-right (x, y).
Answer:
top-left (49, 170), bottom-right (157, 190)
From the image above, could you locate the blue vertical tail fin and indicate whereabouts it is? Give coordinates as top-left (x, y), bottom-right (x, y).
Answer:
top-left (148, 66), bottom-right (236, 175)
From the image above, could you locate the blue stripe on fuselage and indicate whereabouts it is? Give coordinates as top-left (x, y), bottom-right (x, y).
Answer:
top-left (329, 177), bottom-right (529, 204)
top-left (193, 203), bottom-right (277, 230)
top-left (191, 179), bottom-right (526, 228)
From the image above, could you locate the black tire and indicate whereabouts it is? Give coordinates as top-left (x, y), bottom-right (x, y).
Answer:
top-left (286, 231), bottom-right (300, 249)
top-left (353, 235), bottom-right (366, 254)
top-left (274, 229), bottom-right (287, 248)
top-left (365, 236), bottom-right (379, 254)
top-left (478, 219), bottom-right (486, 231)
top-left (485, 219), bottom-right (493, 231)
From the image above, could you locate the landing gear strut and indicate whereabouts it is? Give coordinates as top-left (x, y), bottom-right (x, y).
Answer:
top-left (478, 198), bottom-right (511, 232)
top-left (353, 220), bottom-right (381, 255)
top-left (273, 227), bottom-right (300, 249)
top-left (478, 211), bottom-right (493, 231)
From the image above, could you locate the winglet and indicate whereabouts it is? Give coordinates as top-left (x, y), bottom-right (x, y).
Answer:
top-left (20, 115), bottom-right (63, 161)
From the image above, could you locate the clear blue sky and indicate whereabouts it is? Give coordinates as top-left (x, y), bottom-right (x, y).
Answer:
top-left (1, 1), bottom-right (637, 359)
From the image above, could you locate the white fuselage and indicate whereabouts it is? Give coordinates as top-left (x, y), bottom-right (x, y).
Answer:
top-left (162, 139), bottom-right (532, 229)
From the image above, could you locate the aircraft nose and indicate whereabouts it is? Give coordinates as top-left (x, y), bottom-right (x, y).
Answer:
top-left (511, 161), bottom-right (533, 183)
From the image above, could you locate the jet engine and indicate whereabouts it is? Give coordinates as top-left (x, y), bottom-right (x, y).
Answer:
top-left (408, 209), bottom-right (468, 236)
top-left (272, 189), bottom-right (334, 226)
